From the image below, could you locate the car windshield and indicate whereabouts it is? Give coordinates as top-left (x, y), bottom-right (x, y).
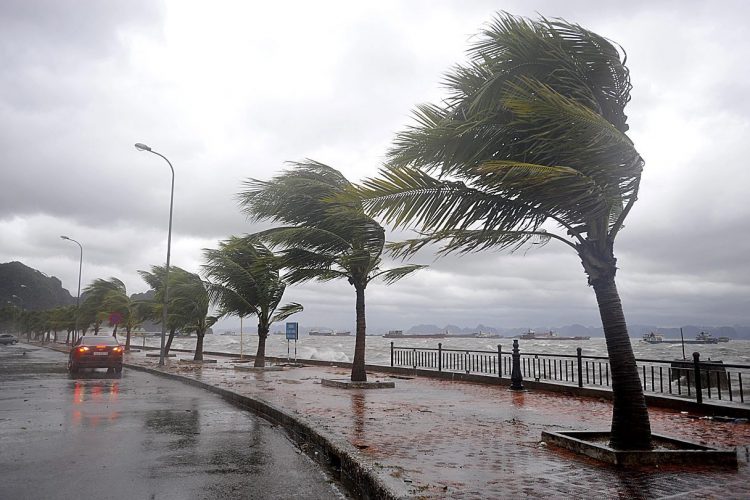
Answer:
top-left (80, 336), bottom-right (119, 346)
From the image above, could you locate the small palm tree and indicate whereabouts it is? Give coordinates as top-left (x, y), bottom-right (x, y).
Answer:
top-left (238, 160), bottom-right (425, 382)
top-left (138, 265), bottom-right (186, 355)
top-left (167, 270), bottom-right (218, 361)
top-left (358, 14), bottom-right (650, 449)
top-left (82, 278), bottom-right (128, 337)
top-left (203, 236), bottom-right (303, 367)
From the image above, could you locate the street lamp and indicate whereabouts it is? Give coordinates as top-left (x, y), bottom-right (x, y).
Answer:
top-left (135, 142), bottom-right (174, 366)
top-left (60, 235), bottom-right (83, 344)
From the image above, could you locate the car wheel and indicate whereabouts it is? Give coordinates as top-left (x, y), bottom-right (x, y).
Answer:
top-left (114, 365), bottom-right (123, 374)
top-left (68, 361), bottom-right (79, 374)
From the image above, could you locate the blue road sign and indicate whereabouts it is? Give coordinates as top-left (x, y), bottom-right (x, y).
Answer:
top-left (285, 322), bottom-right (299, 340)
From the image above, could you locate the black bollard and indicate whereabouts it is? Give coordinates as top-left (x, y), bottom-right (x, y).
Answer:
top-left (693, 351), bottom-right (703, 404)
top-left (510, 339), bottom-right (525, 390)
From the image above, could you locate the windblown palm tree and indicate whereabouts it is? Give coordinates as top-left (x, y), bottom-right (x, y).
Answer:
top-left (358, 14), bottom-right (650, 449)
top-left (138, 265), bottom-right (187, 356)
top-left (238, 160), bottom-right (425, 382)
top-left (82, 278), bottom-right (129, 338)
top-left (167, 270), bottom-right (218, 361)
top-left (203, 236), bottom-right (303, 367)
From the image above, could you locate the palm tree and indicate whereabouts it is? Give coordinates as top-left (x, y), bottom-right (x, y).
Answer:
top-left (357, 14), bottom-right (650, 449)
top-left (82, 278), bottom-right (127, 337)
top-left (203, 236), bottom-right (303, 367)
top-left (238, 160), bottom-right (425, 382)
top-left (139, 265), bottom-right (217, 360)
top-left (138, 265), bottom-right (183, 356)
top-left (167, 270), bottom-right (218, 361)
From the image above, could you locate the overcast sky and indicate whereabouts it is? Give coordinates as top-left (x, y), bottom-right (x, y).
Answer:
top-left (1, 0), bottom-right (748, 332)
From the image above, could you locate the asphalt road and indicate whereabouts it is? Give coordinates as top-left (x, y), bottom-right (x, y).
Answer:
top-left (0, 344), bottom-right (348, 499)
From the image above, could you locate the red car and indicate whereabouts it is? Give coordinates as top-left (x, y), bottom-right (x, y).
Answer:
top-left (68, 336), bottom-right (124, 374)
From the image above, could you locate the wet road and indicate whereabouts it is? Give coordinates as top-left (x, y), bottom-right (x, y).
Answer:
top-left (0, 344), bottom-right (347, 499)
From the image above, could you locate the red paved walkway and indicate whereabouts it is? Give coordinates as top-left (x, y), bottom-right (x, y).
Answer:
top-left (122, 351), bottom-right (750, 499)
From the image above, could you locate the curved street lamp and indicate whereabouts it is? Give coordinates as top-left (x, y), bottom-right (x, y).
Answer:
top-left (60, 235), bottom-right (83, 344)
top-left (135, 142), bottom-right (174, 366)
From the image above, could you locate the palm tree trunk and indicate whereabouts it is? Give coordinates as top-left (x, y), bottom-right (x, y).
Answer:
top-left (350, 285), bottom-right (367, 382)
top-left (592, 275), bottom-right (652, 450)
top-left (255, 322), bottom-right (269, 368)
top-left (125, 327), bottom-right (131, 350)
top-left (194, 332), bottom-right (204, 361)
top-left (165, 327), bottom-right (176, 355)
top-left (112, 324), bottom-right (118, 338)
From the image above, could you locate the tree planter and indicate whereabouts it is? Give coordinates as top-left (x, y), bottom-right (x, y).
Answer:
top-left (233, 365), bottom-right (284, 372)
top-left (541, 430), bottom-right (737, 467)
top-left (178, 358), bottom-right (217, 364)
top-left (321, 378), bottom-right (395, 389)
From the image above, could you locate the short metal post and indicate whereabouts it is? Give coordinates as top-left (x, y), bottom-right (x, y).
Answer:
top-left (577, 347), bottom-right (583, 388)
top-left (693, 352), bottom-right (703, 404)
top-left (390, 342), bottom-right (394, 367)
top-left (497, 345), bottom-right (502, 378)
top-left (510, 339), bottom-right (524, 390)
top-left (438, 343), bottom-right (442, 372)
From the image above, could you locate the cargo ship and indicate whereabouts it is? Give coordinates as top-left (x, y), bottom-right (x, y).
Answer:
top-left (309, 329), bottom-right (351, 336)
top-left (642, 331), bottom-right (719, 344)
top-left (519, 330), bottom-right (590, 341)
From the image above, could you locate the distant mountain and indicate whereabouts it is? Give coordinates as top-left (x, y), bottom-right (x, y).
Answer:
top-left (0, 261), bottom-right (75, 310)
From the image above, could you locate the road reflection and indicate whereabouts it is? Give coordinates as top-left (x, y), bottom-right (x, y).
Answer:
top-left (70, 379), bottom-right (121, 428)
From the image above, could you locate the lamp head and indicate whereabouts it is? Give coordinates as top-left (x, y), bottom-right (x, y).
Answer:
top-left (135, 143), bottom-right (152, 152)
top-left (60, 235), bottom-right (69, 240)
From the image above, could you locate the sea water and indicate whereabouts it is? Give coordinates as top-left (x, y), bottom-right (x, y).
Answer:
top-left (139, 333), bottom-right (750, 366)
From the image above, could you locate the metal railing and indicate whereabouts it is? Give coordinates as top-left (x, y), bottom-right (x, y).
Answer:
top-left (390, 342), bottom-right (749, 407)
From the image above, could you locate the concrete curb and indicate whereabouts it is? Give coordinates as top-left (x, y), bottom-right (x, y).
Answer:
top-left (124, 362), bottom-right (406, 500)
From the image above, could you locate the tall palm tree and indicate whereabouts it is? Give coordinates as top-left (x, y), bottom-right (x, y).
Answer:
top-left (203, 236), bottom-right (303, 367)
top-left (357, 14), bottom-right (650, 449)
top-left (238, 160), bottom-right (425, 382)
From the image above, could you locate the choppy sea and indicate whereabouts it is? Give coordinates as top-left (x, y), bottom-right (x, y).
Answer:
top-left (136, 333), bottom-right (750, 366)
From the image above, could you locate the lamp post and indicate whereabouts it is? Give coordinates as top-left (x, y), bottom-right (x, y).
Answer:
top-left (60, 236), bottom-right (83, 344)
top-left (135, 142), bottom-right (174, 366)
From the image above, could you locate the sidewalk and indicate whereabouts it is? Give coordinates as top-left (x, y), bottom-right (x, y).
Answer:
top-left (112, 349), bottom-right (750, 499)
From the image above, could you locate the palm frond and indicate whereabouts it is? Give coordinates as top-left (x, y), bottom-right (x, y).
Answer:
top-left (270, 303), bottom-right (304, 323)
top-left (369, 264), bottom-right (427, 285)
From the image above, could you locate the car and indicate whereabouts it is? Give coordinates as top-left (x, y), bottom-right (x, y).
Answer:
top-left (68, 336), bottom-right (123, 374)
top-left (0, 333), bottom-right (18, 345)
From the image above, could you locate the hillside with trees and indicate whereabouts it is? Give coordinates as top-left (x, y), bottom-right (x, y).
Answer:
top-left (0, 261), bottom-right (75, 310)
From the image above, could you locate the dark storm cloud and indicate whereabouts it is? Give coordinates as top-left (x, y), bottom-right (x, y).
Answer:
top-left (1, 1), bottom-right (749, 331)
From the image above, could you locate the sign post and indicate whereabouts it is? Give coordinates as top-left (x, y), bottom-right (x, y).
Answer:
top-left (285, 322), bottom-right (299, 362)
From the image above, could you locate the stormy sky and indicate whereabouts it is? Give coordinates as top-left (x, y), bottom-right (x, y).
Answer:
top-left (1, 0), bottom-right (748, 332)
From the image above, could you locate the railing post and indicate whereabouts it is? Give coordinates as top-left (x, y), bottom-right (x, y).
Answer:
top-left (438, 343), bottom-right (442, 372)
top-left (510, 339), bottom-right (524, 390)
top-left (693, 351), bottom-right (703, 404)
top-left (390, 342), bottom-right (394, 367)
top-left (497, 345), bottom-right (502, 378)
top-left (577, 347), bottom-right (583, 388)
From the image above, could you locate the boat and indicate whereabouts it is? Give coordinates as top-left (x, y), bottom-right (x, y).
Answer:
top-left (718, 336), bottom-right (731, 343)
top-left (308, 329), bottom-right (351, 337)
top-left (641, 331), bottom-right (719, 344)
top-left (309, 329), bottom-right (334, 336)
top-left (519, 330), bottom-right (590, 341)
top-left (383, 330), bottom-right (448, 339)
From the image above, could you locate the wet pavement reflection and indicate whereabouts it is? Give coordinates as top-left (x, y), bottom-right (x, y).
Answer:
top-left (0, 346), bottom-right (349, 499)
